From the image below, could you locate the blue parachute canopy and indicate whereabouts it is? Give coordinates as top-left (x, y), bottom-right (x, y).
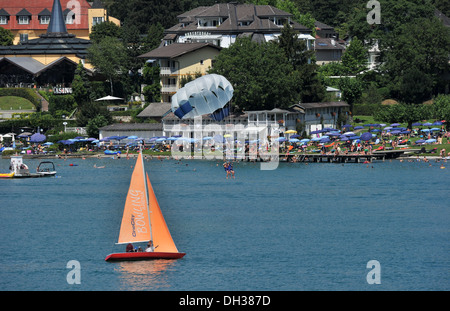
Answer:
top-left (171, 74), bottom-right (233, 121)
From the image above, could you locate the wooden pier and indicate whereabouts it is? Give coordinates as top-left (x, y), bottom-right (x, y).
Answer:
top-left (276, 150), bottom-right (407, 163)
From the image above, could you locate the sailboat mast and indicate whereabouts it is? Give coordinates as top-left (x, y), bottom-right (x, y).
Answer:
top-left (141, 149), bottom-right (153, 243)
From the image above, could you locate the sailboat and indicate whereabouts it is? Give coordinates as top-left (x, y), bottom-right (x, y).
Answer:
top-left (105, 151), bottom-right (185, 261)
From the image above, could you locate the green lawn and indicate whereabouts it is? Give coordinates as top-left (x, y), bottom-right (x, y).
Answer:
top-left (0, 96), bottom-right (35, 110)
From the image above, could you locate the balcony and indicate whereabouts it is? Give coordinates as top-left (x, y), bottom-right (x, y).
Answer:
top-left (161, 85), bottom-right (178, 93)
top-left (160, 67), bottom-right (179, 76)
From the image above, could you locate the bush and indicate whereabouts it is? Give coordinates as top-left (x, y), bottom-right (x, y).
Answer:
top-left (48, 94), bottom-right (76, 116)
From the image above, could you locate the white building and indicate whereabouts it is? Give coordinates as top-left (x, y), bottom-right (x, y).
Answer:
top-left (163, 3), bottom-right (315, 50)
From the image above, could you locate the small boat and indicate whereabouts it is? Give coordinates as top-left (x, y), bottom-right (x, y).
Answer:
top-left (105, 150), bottom-right (185, 261)
top-left (0, 172), bottom-right (14, 178)
top-left (0, 156), bottom-right (56, 178)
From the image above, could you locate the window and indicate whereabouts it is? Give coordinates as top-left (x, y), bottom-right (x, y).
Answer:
top-left (18, 16), bottom-right (29, 25)
top-left (0, 16), bottom-right (7, 25)
top-left (40, 16), bottom-right (50, 24)
top-left (92, 16), bottom-right (104, 26)
top-left (19, 33), bottom-right (28, 42)
top-left (66, 14), bottom-right (74, 24)
top-left (200, 60), bottom-right (204, 65)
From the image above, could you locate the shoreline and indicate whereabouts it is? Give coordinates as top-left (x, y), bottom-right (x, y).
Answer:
top-left (1, 152), bottom-right (447, 161)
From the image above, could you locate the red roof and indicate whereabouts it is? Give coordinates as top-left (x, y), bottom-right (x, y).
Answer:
top-left (0, 0), bottom-right (91, 31)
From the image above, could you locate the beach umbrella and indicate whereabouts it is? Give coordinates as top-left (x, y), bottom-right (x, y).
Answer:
top-left (285, 130), bottom-right (297, 134)
top-left (421, 129), bottom-right (430, 132)
top-left (43, 142), bottom-right (53, 146)
top-left (370, 129), bottom-right (381, 132)
top-left (342, 124), bottom-right (352, 128)
top-left (353, 126), bottom-right (364, 130)
top-left (361, 132), bottom-right (373, 141)
top-left (430, 128), bottom-right (440, 131)
top-left (391, 123), bottom-right (400, 127)
top-left (289, 138), bottom-right (300, 143)
top-left (423, 122), bottom-right (432, 126)
top-left (344, 131), bottom-right (355, 136)
top-left (300, 138), bottom-right (310, 143)
top-left (401, 130), bottom-right (411, 134)
top-left (319, 137), bottom-right (330, 143)
top-left (310, 130), bottom-right (323, 134)
top-left (415, 139), bottom-right (425, 144)
top-left (30, 133), bottom-right (46, 143)
top-left (95, 95), bottom-right (124, 102)
top-left (432, 121), bottom-right (442, 125)
top-left (425, 139), bottom-right (436, 143)
top-left (127, 135), bottom-right (138, 140)
top-left (290, 134), bottom-right (300, 138)
top-left (277, 137), bottom-right (287, 142)
top-left (412, 122), bottom-right (422, 126)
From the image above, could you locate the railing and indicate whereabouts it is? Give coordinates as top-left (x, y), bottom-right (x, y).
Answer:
top-left (160, 67), bottom-right (179, 75)
top-left (161, 85), bottom-right (178, 93)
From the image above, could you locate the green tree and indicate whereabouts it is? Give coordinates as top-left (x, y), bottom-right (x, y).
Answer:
top-left (89, 21), bottom-right (122, 43)
top-left (142, 62), bottom-right (161, 102)
top-left (380, 17), bottom-right (450, 103)
top-left (277, 22), bottom-right (325, 103)
top-left (208, 37), bottom-right (295, 111)
top-left (86, 115), bottom-right (109, 138)
top-left (341, 37), bottom-right (367, 74)
top-left (72, 62), bottom-right (90, 105)
top-left (0, 27), bottom-right (14, 46)
top-left (338, 77), bottom-right (363, 113)
top-left (87, 36), bottom-right (128, 95)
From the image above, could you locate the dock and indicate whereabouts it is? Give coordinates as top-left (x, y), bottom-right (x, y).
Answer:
top-left (277, 150), bottom-right (407, 163)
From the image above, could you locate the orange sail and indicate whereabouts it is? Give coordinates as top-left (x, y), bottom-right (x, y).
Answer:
top-left (146, 173), bottom-right (179, 253)
top-left (117, 152), bottom-right (151, 244)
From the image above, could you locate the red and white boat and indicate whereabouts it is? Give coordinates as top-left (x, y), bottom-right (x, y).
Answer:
top-left (105, 151), bottom-right (185, 261)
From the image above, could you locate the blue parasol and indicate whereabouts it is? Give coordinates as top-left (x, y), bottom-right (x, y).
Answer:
top-left (30, 133), bottom-right (46, 143)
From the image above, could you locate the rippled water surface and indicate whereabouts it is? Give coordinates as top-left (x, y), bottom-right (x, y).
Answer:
top-left (0, 156), bottom-right (448, 290)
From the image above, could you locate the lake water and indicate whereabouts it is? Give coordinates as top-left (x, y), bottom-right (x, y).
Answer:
top-left (0, 155), bottom-right (448, 291)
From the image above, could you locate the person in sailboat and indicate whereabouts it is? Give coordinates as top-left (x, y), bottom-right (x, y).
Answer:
top-left (145, 240), bottom-right (159, 252)
top-left (126, 243), bottom-right (134, 252)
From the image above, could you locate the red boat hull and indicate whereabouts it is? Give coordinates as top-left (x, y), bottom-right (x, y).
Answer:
top-left (105, 252), bottom-right (186, 261)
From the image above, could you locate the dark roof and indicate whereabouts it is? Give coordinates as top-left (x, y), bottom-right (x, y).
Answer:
top-left (137, 102), bottom-right (172, 118)
top-left (0, 8), bottom-right (10, 16)
top-left (314, 21), bottom-right (334, 30)
top-left (38, 8), bottom-right (51, 16)
top-left (0, 35), bottom-right (91, 58)
top-left (16, 8), bottom-right (31, 16)
top-left (168, 3), bottom-right (311, 35)
top-left (435, 9), bottom-right (450, 27)
top-left (99, 123), bottom-right (163, 132)
top-left (91, 0), bottom-right (104, 9)
top-left (314, 38), bottom-right (345, 50)
top-left (0, 56), bottom-right (78, 75)
top-left (47, 0), bottom-right (67, 34)
top-left (138, 42), bottom-right (221, 59)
